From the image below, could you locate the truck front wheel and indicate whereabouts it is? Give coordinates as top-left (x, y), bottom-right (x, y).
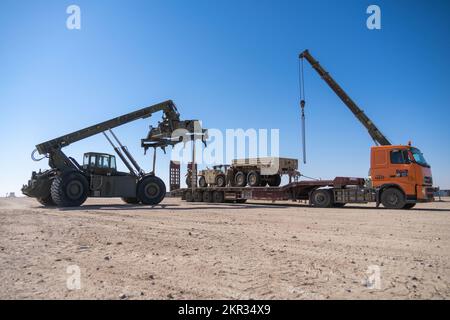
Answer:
top-left (137, 175), bottom-right (166, 205)
top-left (51, 171), bottom-right (89, 207)
top-left (310, 189), bottom-right (333, 208)
top-left (381, 188), bottom-right (406, 209)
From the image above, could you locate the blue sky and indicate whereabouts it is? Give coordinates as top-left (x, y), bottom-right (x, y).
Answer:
top-left (0, 0), bottom-right (449, 196)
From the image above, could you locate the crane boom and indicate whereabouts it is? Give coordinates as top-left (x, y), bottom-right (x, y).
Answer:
top-left (299, 50), bottom-right (391, 146)
top-left (36, 100), bottom-right (180, 155)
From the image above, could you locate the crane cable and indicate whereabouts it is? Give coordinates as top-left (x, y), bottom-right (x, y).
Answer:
top-left (298, 56), bottom-right (307, 164)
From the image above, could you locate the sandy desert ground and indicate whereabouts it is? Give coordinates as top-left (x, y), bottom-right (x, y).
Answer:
top-left (0, 196), bottom-right (449, 300)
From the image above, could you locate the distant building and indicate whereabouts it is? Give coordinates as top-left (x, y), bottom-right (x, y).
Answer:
top-left (6, 192), bottom-right (16, 198)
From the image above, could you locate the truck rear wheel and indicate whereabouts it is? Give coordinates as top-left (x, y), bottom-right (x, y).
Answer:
top-left (51, 171), bottom-right (89, 207)
top-left (199, 176), bottom-right (207, 188)
top-left (185, 191), bottom-right (194, 202)
top-left (310, 189), bottom-right (333, 208)
top-left (234, 172), bottom-right (247, 187)
top-left (215, 174), bottom-right (226, 187)
top-left (137, 175), bottom-right (166, 205)
top-left (268, 174), bottom-right (281, 187)
top-left (381, 188), bottom-right (405, 209)
top-left (122, 197), bottom-right (140, 204)
top-left (213, 191), bottom-right (225, 203)
top-left (193, 190), bottom-right (203, 202)
top-left (203, 191), bottom-right (213, 202)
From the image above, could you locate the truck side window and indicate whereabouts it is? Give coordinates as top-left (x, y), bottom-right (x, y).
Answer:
top-left (390, 150), bottom-right (409, 164)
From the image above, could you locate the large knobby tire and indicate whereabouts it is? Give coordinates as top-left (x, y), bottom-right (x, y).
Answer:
top-left (234, 171), bottom-right (247, 187)
top-left (122, 197), bottom-right (140, 204)
top-left (268, 174), bottom-right (282, 187)
top-left (247, 171), bottom-right (261, 187)
top-left (137, 175), bottom-right (166, 205)
top-left (212, 191), bottom-right (225, 203)
top-left (310, 189), bottom-right (333, 208)
top-left (37, 194), bottom-right (55, 207)
top-left (403, 203), bottom-right (416, 209)
top-left (51, 171), bottom-right (89, 207)
top-left (215, 174), bottom-right (226, 187)
top-left (199, 176), bottom-right (207, 188)
top-left (381, 188), bottom-right (406, 209)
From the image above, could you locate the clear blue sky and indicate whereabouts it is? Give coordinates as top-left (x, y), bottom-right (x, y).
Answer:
top-left (1, 0), bottom-right (449, 196)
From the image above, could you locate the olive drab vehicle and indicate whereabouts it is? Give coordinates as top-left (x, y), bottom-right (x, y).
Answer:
top-left (22, 100), bottom-right (207, 207)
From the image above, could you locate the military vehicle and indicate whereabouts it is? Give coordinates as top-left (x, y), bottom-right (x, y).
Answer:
top-left (198, 165), bottom-right (229, 187)
top-left (22, 100), bottom-right (206, 207)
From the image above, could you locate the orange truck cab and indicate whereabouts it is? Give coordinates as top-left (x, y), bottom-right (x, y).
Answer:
top-left (370, 145), bottom-right (434, 208)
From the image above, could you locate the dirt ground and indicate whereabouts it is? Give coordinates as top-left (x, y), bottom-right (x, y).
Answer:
top-left (0, 196), bottom-right (449, 300)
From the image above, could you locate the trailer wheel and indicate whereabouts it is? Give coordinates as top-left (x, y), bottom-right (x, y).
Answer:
top-left (234, 172), bottom-right (247, 187)
top-left (51, 171), bottom-right (89, 207)
top-left (185, 191), bottom-right (194, 202)
top-left (403, 203), bottom-right (416, 209)
top-left (247, 171), bottom-right (261, 187)
top-left (199, 176), bottom-right (207, 188)
top-left (236, 199), bottom-right (247, 204)
top-left (259, 179), bottom-right (268, 187)
top-left (310, 189), bottom-right (333, 208)
top-left (215, 174), bottom-right (226, 187)
top-left (333, 203), bottom-right (346, 208)
top-left (137, 175), bottom-right (166, 205)
top-left (37, 194), bottom-right (55, 207)
top-left (203, 191), bottom-right (213, 203)
top-left (213, 191), bottom-right (225, 203)
top-left (268, 174), bottom-right (281, 187)
top-left (193, 190), bottom-right (203, 202)
top-left (381, 188), bottom-right (406, 209)
top-left (122, 197), bottom-right (140, 204)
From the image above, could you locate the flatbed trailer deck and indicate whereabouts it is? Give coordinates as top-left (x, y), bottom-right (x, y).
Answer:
top-left (171, 177), bottom-right (377, 207)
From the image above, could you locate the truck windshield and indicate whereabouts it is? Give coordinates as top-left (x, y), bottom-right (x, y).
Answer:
top-left (410, 147), bottom-right (429, 167)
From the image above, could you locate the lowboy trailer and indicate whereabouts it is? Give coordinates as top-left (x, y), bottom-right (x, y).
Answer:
top-left (171, 176), bottom-right (389, 208)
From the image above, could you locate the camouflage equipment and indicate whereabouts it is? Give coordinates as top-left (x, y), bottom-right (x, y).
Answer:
top-left (22, 100), bottom-right (206, 207)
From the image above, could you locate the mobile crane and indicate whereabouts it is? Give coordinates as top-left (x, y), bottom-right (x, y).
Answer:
top-left (299, 50), bottom-right (435, 209)
top-left (22, 100), bottom-right (205, 207)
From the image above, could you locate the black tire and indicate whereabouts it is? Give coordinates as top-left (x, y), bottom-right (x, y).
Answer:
top-left (260, 178), bottom-right (268, 187)
top-left (51, 171), bottom-right (89, 207)
top-left (212, 191), bottom-right (225, 203)
top-left (310, 189), bottom-right (333, 208)
top-left (247, 170), bottom-right (261, 187)
top-left (403, 203), bottom-right (416, 209)
top-left (234, 171), bottom-right (247, 187)
top-left (236, 199), bottom-right (247, 204)
top-left (122, 197), bottom-right (140, 204)
top-left (333, 203), bottom-right (346, 208)
top-left (199, 176), bottom-right (207, 188)
top-left (185, 191), bottom-right (194, 202)
top-left (268, 174), bottom-right (282, 187)
top-left (381, 188), bottom-right (406, 209)
top-left (215, 174), bottom-right (226, 187)
top-left (193, 190), bottom-right (203, 202)
top-left (137, 175), bottom-right (166, 205)
top-left (37, 194), bottom-right (55, 207)
top-left (203, 191), bottom-right (213, 203)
